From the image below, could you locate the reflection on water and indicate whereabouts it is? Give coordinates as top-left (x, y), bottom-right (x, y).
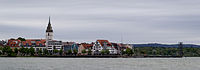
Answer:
top-left (0, 57), bottom-right (199, 70)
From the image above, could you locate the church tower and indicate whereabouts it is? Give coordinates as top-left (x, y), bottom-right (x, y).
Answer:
top-left (46, 17), bottom-right (53, 48)
top-left (46, 17), bottom-right (53, 40)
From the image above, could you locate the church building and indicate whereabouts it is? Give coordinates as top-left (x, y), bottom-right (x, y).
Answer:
top-left (45, 17), bottom-right (62, 53)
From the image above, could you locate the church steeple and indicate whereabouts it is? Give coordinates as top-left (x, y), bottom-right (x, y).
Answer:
top-left (46, 16), bottom-right (53, 32)
top-left (46, 16), bottom-right (53, 41)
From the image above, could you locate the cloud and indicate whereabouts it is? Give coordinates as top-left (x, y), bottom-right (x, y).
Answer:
top-left (0, 0), bottom-right (200, 44)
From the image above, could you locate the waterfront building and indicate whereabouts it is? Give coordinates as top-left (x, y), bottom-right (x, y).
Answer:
top-left (44, 17), bottom-right (62, 53)
top-left (62, 42), bottom-right (75, 52)
top-left (111, 43), bottom-right (122, 54)
top-left (92, 40), bottom-right (118, 55)
top-left (0, 40), bottom-right (6, 46)
top-left (7, 39), bottom-right (21, 48)
top-left (47, 40), bottom-right (62, 53)
top-left (78, 43), bottom-right (93, 55)
top-left (122, 44), bottom-right (133, 50)
top-left (21, 39), bottom-right (46, 52)
top-left (62, 42), bottom-right (79, 54)
top-left (71, 43), bottom-right (79, 53)
top-left (120, 44), bottom-right (133, 51)
top-left (0, 40), bottom-right (6, 47)
top-left (7, 39), bottom-right (46, 51)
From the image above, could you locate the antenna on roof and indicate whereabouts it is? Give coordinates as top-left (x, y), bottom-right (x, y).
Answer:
top-left (121, 33), bottom-right (123, 44)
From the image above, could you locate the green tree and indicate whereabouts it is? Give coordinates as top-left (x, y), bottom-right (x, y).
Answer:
top-left (0, 51), bottom-right (2, 55)
top-left (43, 49), bottom-right (49, 56)
top-left (59, 49), bottom-right (63, 56)
top-left (101, 50), bottom-right (105, 55)
top-left (18, 37), bottom-right (26, 41)
top-left (18, 37), bottom-right (26, 47)
top-left (7, 48), bottom-right (14, 56)
top-left (38, 48), bottom-right (43, 56)
top-left (126, 48), bottom-right (133, 56)
top-left (67, 50), bottom-right (72, 55)
top-left (2, 47), bottom-right (7, 55)
top-left (24, 48), bottom-right (30, 56)
top-left (82, 49), bottom-right (87, 55)
top-left (0, 47), bottom-right (3, 55)
top-left (121, 50), bottom-right (126, 55)
top-left (88, 49), bottom-right (92, 55)
top-left (53, 49), bottom-right (59, 54)
top-left (105, 49), bottom-right (110, 55)
top-left (29, 47), bottom-right (35, 56)
top-left (19, 47), bottom-right (25, 56)
top-left (73, 49), bottom-right (78, 55)
top-left (2, 46), bottom-right (12, 55)
top-left (0, 47), bottom-right (2, 50)
top-left (14, 48), bottom-right (18, 55)
top-left (2, 46), bottom-right (15, 56)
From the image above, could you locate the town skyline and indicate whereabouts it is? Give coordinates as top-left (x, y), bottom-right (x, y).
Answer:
top-left (0, 0), bottom-right (200, 44)
top-left (1, 16), bottom-right (200, 45)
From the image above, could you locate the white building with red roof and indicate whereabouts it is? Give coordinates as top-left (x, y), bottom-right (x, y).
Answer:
top-left (7, 39), bottom-right (47, 52)
top-left (92, 40), bottom-right (118, 55)
top-left (78, 43), bottom-right (93, 55)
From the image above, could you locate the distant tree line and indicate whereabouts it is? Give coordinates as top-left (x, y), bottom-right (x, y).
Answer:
top-left (0, 46), bottom-right (35, 56)
top-left (134, 47), bottom-right (200, 57)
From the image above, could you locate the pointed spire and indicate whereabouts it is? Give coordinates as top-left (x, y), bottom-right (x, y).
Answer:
top-left (48, 16), bottom-right (51, 24)
top-left (46, 16), bottom-right (53, 32)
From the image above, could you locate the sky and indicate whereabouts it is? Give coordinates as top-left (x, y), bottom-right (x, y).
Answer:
top-left (0, 0), bottom-right (200, 44)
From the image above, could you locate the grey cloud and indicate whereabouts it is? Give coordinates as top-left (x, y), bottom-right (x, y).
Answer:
top-left (0, 0), bottom-right (200, 44)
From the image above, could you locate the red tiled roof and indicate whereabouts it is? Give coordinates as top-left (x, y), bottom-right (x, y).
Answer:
top-left (97, 40), bottom-right (112, 46)
top-left (81, 43), bottom-right (93, 49)
top-left (7, 39), bottom-right (46, 47)
top-left (22, 39), bottom-right (46, 45)
top-left (118, 43), bottom-right (123, 47)
top-left (7, 39), bottom-right (21, 47)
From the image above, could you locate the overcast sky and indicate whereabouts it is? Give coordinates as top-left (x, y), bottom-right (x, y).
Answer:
top-left (0, 0), bottom-right (200, 44)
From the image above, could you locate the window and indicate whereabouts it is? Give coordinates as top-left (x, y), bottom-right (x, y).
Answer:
top-left (31, 41), bottom-right (36, 43)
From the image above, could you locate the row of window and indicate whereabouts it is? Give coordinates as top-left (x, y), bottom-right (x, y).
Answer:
top-left (48, 43), bottom-right (62, 45)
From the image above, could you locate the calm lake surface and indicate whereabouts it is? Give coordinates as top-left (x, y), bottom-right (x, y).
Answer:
top-left (0, 57), bottom-right (199, 70)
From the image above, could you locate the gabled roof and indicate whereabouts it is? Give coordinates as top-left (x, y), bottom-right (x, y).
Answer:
top-left (7, 39), bottom-right (21, 44)
top-left (81, 43), bottom-right (93, 49)
top-left (7, 39), bottom-right (21, 47)
top-left (97, 40), bottom-right (112, 46)
top-left (111, 43), bottom-right (121, 49)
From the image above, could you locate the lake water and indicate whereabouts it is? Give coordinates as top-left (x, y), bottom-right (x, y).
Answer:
top-left (0, 57), bottom-right (199, 70)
